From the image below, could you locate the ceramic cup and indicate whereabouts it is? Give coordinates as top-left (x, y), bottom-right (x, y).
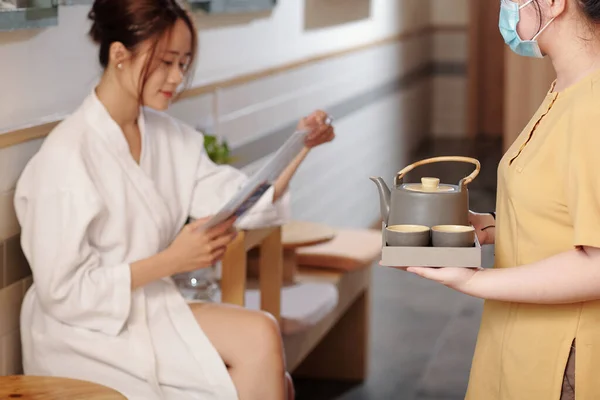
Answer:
top-left (431, 225), bottom-right (475, 247)
top-left (386, 225), bottom-right (431, 247)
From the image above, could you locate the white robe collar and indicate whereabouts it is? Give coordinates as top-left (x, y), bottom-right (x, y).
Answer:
top-left (82, 89), bottom-right (176, 250)
top-left (82, 88), bottom-right (147, 164)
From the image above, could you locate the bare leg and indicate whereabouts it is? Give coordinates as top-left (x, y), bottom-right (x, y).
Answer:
top-left (286, 372), bottom-right (295, 400)
top-left (190, 302), bottom-right (288, 400)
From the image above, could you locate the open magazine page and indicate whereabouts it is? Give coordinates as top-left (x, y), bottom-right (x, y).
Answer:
top-left (199, 129), bottom-right (310, 230)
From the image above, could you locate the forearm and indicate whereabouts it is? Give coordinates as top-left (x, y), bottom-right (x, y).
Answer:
top-left (483, 227), bottom-right (496, 245)
top-left (464, 246), bottom-right (600, 303)
top-left (130, 250), bottom-right (177, 290)
top-left (470, 211), bottom-right (496, 244)
top-left (272, 146), bottom-right (310, 202)
top-left (481, 213), bottom-right (496, 245)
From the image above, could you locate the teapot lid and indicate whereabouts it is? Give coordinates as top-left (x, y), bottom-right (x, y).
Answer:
top-left (403, 177), bottom-right (456, 193)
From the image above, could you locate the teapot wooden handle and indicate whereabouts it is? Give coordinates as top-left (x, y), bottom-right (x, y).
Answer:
top-left (395, 156), bottom-right (481, 186)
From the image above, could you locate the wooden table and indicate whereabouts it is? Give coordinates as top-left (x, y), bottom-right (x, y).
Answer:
top-left (281, 221), bottom-right (336, 282)
top-left (0, 376), bottom-right (126, 399)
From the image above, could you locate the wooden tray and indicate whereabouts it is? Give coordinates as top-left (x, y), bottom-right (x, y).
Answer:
top-left (379, 223), bottom-right (482, 268)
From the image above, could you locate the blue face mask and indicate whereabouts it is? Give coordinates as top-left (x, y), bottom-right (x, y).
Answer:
top-left (499, 0), bottom-right (555, 58)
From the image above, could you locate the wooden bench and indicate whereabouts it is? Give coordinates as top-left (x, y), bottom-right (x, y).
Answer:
top-left (0, 375), bottom-right (127, 399)
top-left (219, 221), bottom-right (381, 381)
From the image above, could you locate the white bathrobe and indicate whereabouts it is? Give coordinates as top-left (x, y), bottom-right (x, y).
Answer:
top-left (14, 90), bottom-right (291, 399)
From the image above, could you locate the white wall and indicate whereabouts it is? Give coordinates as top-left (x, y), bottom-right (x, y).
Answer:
top-left (169, 34), bottom-right (431, 148)
top-left (0, 0), bottom-right (428, 133)
top-left (234, 39), bottom-right (432, 227)
top-left (0, 0), bottom-right (434, 233)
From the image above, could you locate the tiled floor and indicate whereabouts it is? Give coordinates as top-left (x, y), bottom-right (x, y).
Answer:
top-left (293, 137), bottom-right (502, 400)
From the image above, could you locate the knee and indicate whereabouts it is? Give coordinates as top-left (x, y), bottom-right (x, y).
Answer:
top-left (249, 310), bottom-right (282, 343)
top-left (246, 311), bottom-right (284, 361)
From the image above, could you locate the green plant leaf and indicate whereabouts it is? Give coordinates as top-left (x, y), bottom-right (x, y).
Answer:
top-left (202, 133), bottom-right (232, 165)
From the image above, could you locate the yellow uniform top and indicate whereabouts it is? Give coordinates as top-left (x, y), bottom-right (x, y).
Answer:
top-left (466, 69), bottom-right (600, 400)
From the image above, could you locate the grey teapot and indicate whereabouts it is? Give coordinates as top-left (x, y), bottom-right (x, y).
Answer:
top-left (370, 156), bottom-right (481, 228)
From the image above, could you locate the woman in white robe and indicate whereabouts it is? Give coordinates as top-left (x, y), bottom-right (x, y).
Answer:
top-left (14, 1), bottom-right (335, 399)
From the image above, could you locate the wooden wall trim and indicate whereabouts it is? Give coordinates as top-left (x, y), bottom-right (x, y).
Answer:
top-left (181, 26), bottom-right (428, 99)
top-left (179, 25), bottom-right (464, 99)
top-left (466, 0), bottom-right (480, 138)
top-left (0, 24), bottom-right (466, 150)
top-left (0, 121), bottom-right (60, 150)
top-left (466, 0), bottom-right (506, 139)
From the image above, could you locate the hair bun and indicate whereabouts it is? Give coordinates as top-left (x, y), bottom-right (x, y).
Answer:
top-left (87, 0), bottom-right (197, 70)
top-left (89, 23), bottom-right (103, 44)
top-left (87, 8), bottom-right (103, 43)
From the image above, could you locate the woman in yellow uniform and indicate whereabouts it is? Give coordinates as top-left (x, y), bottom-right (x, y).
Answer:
top-left (406, 0), bottom-right (600, 399)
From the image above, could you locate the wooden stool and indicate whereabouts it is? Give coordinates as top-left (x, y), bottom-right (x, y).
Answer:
top-left (281, 221), bottom-right (336, 282)
top-left (0, 376), bottom-right (126, 399)
top-left (246, 221), bottom-right (336, 283)
top-left (295, 227), bottom-right (382, 271)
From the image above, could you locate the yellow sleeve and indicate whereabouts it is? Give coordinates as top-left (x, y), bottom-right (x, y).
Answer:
top-left (566, 108), bottom-right (600, 248)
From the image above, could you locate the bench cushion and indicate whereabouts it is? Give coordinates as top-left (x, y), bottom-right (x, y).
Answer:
top-left (213, 282), bottom-right (339, 336)
top-left (295, 228), bottom-right (382, 271)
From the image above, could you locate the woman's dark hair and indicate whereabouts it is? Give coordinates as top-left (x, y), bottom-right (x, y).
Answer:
top-left (532, 0), bottom-right (600, 26)
top-left (88, 0), bottom-right (197, 97)
top-left (579, 0), bottom-right (600, 22)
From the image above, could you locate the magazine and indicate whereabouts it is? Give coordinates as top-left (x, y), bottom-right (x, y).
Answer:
top-left (199, 128), bottom-right (310, 230)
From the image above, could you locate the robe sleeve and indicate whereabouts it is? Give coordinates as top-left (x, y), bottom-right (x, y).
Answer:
top-left (566, 107), bottom-right (600, 249)
top-left (188, 137), bottom-right (291, 230)
top-left (16, 189), bottom-right (131, 336)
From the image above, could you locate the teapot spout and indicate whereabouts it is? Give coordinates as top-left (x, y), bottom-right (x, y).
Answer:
top-left (369, 177), bottom-right (391, 225)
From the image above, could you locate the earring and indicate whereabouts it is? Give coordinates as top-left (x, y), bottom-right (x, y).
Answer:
top-left (117, 63), bottom-right (123, 70)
